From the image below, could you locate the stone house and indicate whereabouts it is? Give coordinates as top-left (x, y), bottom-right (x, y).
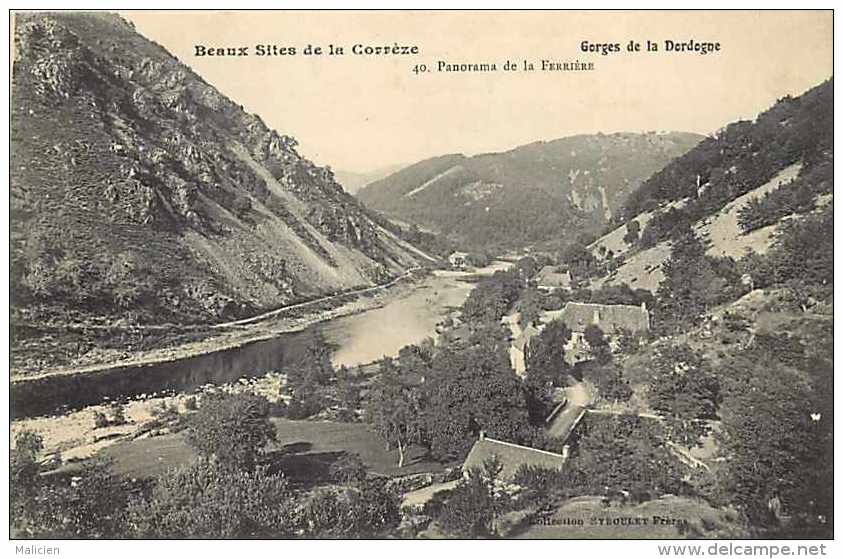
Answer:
top-left (533, 265), bottom-right (572, 292)
top-left (542, 301), bottom-right (650, 365)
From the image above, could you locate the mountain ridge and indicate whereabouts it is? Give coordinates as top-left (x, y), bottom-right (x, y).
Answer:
top-left (10, 12), bottom-right (427, 330)
top-left (357, 131), bottom-right (703, 251)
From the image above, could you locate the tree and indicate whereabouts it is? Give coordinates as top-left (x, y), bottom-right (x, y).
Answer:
top-left (424, 344), bottom-right (535, 460)
top-left (335, 366), bottom-right (362, 419)
top-left (285, 381), bottom-right (325, 420)
top-left (582, 361), bottom-right (632, 403)
top-left (397, 342), bottom-right (433, 380)
top-left (185, 392), bottom-right (276, 471)
top-left (435, 468), bottom-right (497, 537)
top-left (517, 286), bottom-right (544, 328)
top-left (525, 319), bottom-right (571, 384)
top-left (647, 344), bottom-right (720, 446)
top-left (569, 414), bottom-right (685, 502)
top-left (232, 194), bottom-right (252, 219)
top-left (766, 207), bottom-right (832, 289)
top-left (656, 228), bottom-right (718, 327)
top-left (128, 459), bottom-right (295, 538)
top-left (583, 324), bottom-right (611, 363)
top-left (288, 333), bottom-right (335, 388)
top-left (523, 319), bottom-right (572, 422)
top-left (559, 241), bottom-right (598, 280)
top-left (329, 452), bottom-right (368, 484)
top-left (716, 354), bottom-right (828, 528)
top-left (284, 333), bottom-right (334, 419)
top-left (461, 269), bottom-right (523, 325)
top-left (365, 361), bottom-right (425, 468)
top-left (623, 219), bottom-right (641, 246)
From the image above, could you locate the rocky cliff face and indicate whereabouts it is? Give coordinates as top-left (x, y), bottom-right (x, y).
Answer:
top-left (10, 12), bottom-right (424, 326)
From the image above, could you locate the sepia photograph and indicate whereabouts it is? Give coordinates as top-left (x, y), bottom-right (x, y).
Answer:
top-left (5, 5), bottom-right (836, 547)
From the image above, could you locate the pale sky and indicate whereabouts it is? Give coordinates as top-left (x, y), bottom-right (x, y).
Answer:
top-left (124, 10), bottom-right (832, 173)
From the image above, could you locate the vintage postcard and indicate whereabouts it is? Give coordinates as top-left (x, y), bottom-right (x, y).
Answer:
top-left (6, 7), bottom-right (835, 548)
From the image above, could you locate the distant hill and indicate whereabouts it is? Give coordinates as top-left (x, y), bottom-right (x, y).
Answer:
top-left (357, 132), bottom-right (703, 251)
top-left (10, 12), bottom-right (428, 329)
top-left (335, 164), bottom-right (406, 194)
top-left (588, 79), bottom-right (833, 292)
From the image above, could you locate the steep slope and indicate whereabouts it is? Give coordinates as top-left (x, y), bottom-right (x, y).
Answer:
top-left (357, 133), bottom-right (703, 250)
top-left (10, 12), bottom-right (425, 331)
top-left (588, 79), bottom-right (833, 292)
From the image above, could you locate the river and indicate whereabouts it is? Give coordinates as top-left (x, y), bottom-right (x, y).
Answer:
top-left (11, 261), bottom-right (512, 418)
top-left (320, 269), bottom-right (485, 367)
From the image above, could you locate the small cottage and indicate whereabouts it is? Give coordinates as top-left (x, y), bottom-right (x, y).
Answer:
top-left (462, 433), bottom-right (568, 480)
top-left (448, 251), bottom-right (469, 269)
top-left (533, 266), bottom-right (572, 292)
top-left (542, 301), bottom-right (650, 365)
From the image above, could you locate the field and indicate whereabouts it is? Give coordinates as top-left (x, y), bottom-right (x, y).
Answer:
top-left (101, 418), bottom-right (445, 481)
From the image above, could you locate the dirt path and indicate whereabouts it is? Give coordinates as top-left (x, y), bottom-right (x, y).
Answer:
top-left (208, 267), bottom-right (422, 329)
top-left (546, 382), bottom-right (593, 440)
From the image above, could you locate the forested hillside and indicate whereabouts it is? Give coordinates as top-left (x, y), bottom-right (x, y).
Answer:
top-left (621, 79), bottom-right (832, 246)
top-left (357, 133), bottom-right (702, 250)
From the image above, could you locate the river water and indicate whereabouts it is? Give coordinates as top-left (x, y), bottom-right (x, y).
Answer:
top-left (11, 262), bottom-right (512, 418)
top-left (320, 271), bottom-right (475, 367)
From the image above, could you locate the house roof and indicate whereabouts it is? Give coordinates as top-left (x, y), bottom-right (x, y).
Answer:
top-left (534, 266), bottom-right (572, 289)
top-left (463, 436), bottom-right (568, 480)
top-left (557, 302), bottom-right (649, 334)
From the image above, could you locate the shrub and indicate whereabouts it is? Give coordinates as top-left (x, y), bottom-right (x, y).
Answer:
top-left (184, 392), bottom-right (276, 470)
top-left (110, 403), bottom-right (127, 425)
top-left (14, 459), bottom-right (130, 538)
top-left (93, 410), bottom-right (109, 429)
top-left (11, 430), bottom-right (44, 523)
top-left (298, 479), bottom-right (400, 538)
top-left (127, 459), bottom-right (294, 538)
top-left (184, 395), bottom-right (198, 411)
top-left (329, 452), bottom-right (368, 484)
top-left (436, 473), bottom-right (497, 537)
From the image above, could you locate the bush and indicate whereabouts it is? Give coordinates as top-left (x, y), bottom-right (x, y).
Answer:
top-left (13, 458), bottom-right (130, 538)
top-left (93, 410), bottom-right (109, 429)
top-left (184, 395), bottom-right (198, 411)
top-left (298, 479), bottom-right (400, 538)
top-left (285, 384), bottom-right (325, 420)
top-left (184, 392), bottom-right (276, 470)
top-left (11, 430), bottom-right (44, 524)
top-left (329, 452), bottom-right (368, 484)
top-left (127, 459), bottom-right (294, 538)
top-left (110, 403), bottom-right (127, 425)
top-left (436, 473), bottom-right (497, 537)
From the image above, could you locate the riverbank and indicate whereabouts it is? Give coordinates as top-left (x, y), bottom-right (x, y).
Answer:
top-left (11, 268), bottom-right (427, 382)
top-left (11, 261), bottom-right (513, 420)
